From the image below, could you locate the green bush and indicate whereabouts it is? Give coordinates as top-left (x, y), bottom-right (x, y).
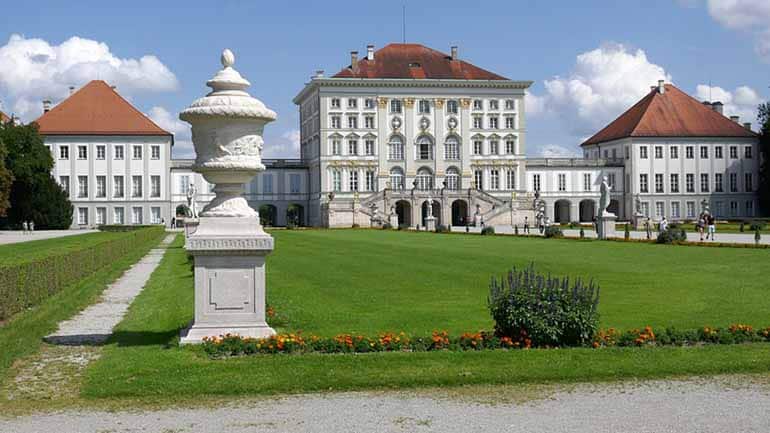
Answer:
top-left (481, 226), bottom-right (495, 236)
top-left (435, 224), bottom-right (449, 233)
top-left (351, 223), bottom-right (360, 228)
top-left (98, 224), bottom-right (158, 232)
top-left (579, 228), bottom-right (585, 239)
top-left (749, 221), bottom-right (766, 231)
top-left (397, 223), bottom-right (409, 230)
top-left (488, 264), bottom-right (600, 347)
top-left (381, 222), bottom-right (392, 230)
top-left (0, 226), bottom-right (164, 320)
top-left (656, 227), bottom-right (687, 244)
top-left (544, 226), bottom-right (563, 238)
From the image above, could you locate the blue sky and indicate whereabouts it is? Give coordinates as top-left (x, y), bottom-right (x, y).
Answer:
top-left (0, 0), bottom-right (768, 158)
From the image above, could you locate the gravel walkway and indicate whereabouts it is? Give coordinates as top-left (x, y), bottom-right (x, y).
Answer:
top-left (0, 229), bottom-right (98, 245)
top-left (2, 378), bottom-right (769, 432)
top-left (44, 234), bottom-right (175, 345)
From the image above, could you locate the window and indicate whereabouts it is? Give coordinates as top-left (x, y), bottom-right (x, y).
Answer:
top-left (700, 173), bottom-right (709, 192)
top-left (532, 174), bottom-right (541, 192)
top-left (685, 146), bottom-right (693, 159)
top-left (59, 145), bottom-right (69, 160)
top-left (489, 140), bottom-right (499, 155)
top-left (365, 139), bottom-right (375, 156)
top-left (96, 145), bottom-right (105, 160)
top-left (331, 98), bottom-right (340, 109)
top-left (78, 176), bottom-right (88, 198)
top-left (729, 146), bottom-right (738, 159)
top-left (331, 138), bottom-right (341, 155)
top-left (608, 173), bottom-right (616, 188)
top-left (289, 174), bottom-right (301, 193)
top-left (655, 202), bottom-right (665, 219)
top-left (364, 116), bottom-right (374, 129)
top-left (686, 202), bottom-right (695, 218)
top-left (654, 146), bottom-right (663, 159)
top-left (583, 173), bottom-right (591, 192)
top-left (347, 116), bottom-right (357, 129)
top-left (132, 176), bottom-right (142, 197)
top-left (505, 99), bottom-right (515, 110)
top-left (388, 136), bottom-right (404, 160)
top-left (347, 139), bottom-right (358, 155)
top-left (715, 201), bottom-right (723, 216)
top-left (488, 117), bottom-right (499, 129)
top-left (715, 146), bottom-right (723, 159)
top-left (472, 116), bottom-right (483, 129)
top-left (487, 169), bottom-right (499, 190)
top-left (715, 173), bottom-right (723, 192)
top-left (347, 98), bottom-right (357, 109)
top-left (473, 99), bottom-right (483, 110)
top-left (446, 167), bottom-right (460, 190)
top-left (179, 175), bottom-right (190, 194)
top-left (262, 174), bottom-right (273, 193)
top-left (364, 98), bottom-right (375, 109)
top-left (505, 116), bottom-right (515, 129)
top-left (700, 146), bottom-right (708, 159)
top-left (604, 150), bottom-right (609, 159)
top-left (474, 170), bottom-right (483, 190)
top-left (349, 171), bottom-right (359, 191)
top-left (151, 176), bottom-right (161, 197)
top-left (639, 146), bottom-right (648, 159)
top-left (418, 99), bottom-right (430, 114)
top-left (60, 176), bottom-right (70, 195)
top-left (446, 100), bottom-right (458, 114)
top-left (670, 147), bottom-right (678, 159)
top-left (745, 173), bottom-right (753, 192)
top-left (505, 138), bottom-right (516, 154)
top-left (625, 146), bottom-right (630, 159)
top-left (151, 145), bottom-right (160, 160)
top-left (133, 145), bottom-right (142, 160)
top-left (416, 136), bottom-right (433, 160)
top-left (670, 174), bottom-right (679, 193)
top-left (390, 168), bottom-right (404, 190)
top-left (671, 202), bottom-right (680, 219)
top-left (78, 208), bottom-right (88, 225)
top-left (473, 139), bottom-right (483, 155)
top-left (114, 207), bottom-right (124, 224)
top-left (444, 136), bottom-right (460, 160)
top-left (78, 145), bottom-right (87, 159)
top-left (639, 174), bottom-right (649, 193)
top-left (686, 173), bottom-right (694, 193)
top-left (114, 145), bottom-right (124, 160)
top-left (489, 100), bottom-right (499, 110)
top-left (730, 173), bottom-right (737, 192)
top-left (151, 207), bottom-right (161, 224)
top-left (365, 170), bottom-right (376, 191)
top-left (332, 170), bottom-right (341, 191)
top-left (96, 176), bottom-right (106, 198)
top-left (417, 168), bottom-right (433, 190)
top-left (558, 173), bottom-right (566, 192)
top-left (96, 207), bottom-right (106, 225)
top-left (113, 176), bottom-right (124, 198)
top-left (132, 207), bottom-right (143, 224)
top-left (331, 116), bottom-right (341, 129)
top-left (390, 99), bottom-right (402, 113)
top-left (745, 146), bottom-right (753, 158)
top-left (746, 201), bottom-right (754, 217)
top-left (730, 201), bottom-right (738, 217)
top-left (655, 173), bottom-right (664, 193)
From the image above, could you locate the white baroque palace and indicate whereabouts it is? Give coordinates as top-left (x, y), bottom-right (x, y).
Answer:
top-left (29, 43), bottom-right (761, 229)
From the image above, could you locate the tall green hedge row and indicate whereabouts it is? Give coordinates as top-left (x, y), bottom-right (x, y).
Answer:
top-left (0, 226), bottom-right (165, 321)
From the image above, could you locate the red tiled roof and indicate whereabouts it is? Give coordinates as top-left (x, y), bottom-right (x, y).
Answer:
top-left (581, 84), bottom-right (757, 146)
top-left (332, 43), bottom-right (508, 80)
top-left (34, 80), bottom-right (171, 137)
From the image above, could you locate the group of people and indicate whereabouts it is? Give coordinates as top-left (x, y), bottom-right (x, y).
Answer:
top-left (20, 220), bottom-right (35, 233)
top-left (696, 212), bottom-right (717, 241)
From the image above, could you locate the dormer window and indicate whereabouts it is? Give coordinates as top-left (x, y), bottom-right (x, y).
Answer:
top-left (408, 62), bottom-right (421, 68)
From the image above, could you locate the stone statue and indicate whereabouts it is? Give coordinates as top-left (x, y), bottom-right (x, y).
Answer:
top-left (426, 195), bottom-right (434, 217)
top-left (700, 198), bottom-right (710, 215)
top-left (186, 183), bottom-right (198, 218)
top-left (599, 175), bottom-right (613, 217)
top-left (634, 194), bottom-right (643, 216)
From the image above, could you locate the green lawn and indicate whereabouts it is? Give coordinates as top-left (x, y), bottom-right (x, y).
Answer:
top-left (79, 230), bottom-right (770, 400)
top-left (0, 231), bottom-right (128, 265)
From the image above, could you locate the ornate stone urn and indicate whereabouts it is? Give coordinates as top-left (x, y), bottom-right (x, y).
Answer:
top-left (179, 49), bottom-right (277, 344)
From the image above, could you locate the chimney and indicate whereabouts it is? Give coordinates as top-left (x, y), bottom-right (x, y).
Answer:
top-left (711, 101), bottom-right (723, 115)
top-left (366, 44), bottom-right (374, 61)
top-left (42, 99), bottom-right (51, 113)
top-left (730, 115), bottom-right (740, 123)
top-left (68, 86), bottom-right (75, 96)
top-left (350, 51), bottom-right (359, 73)
top-left (657, 80), bottom-right (665, 94)
top-left (743, 122), bottom-right (752, 131)
top-left (702, 101), bottom-right (712, 107)
top-left (451, 45), bottom-right (458, 60)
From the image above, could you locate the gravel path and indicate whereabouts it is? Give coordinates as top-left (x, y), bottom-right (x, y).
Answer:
top-left (2, 378), bottom-right (769, 432)
top-left (44, 234), bottom-right (175, 345)
top-left (0, 229), bottom-right (99, 245)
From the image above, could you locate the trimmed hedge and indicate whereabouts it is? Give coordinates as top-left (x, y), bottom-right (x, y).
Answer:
top-left (0, 226), bottom-right (165, 320)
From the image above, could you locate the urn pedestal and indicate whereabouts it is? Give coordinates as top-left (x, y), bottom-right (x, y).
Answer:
top-left (598, 214), bottom-right (617, 240)
top-left (389, 213), bottom-right (399, 228)
top-left (425, 216), bottom-right (436, 231)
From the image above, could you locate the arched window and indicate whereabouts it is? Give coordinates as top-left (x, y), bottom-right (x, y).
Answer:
top-left (389, 167), bottom-right (404, 190)
top-left (416, 167), bottom-right (434, 191)
top-left (388, 135), bottom-right (404, 160)
top-left (416, 135), bottom-right (433, 160)
top-left (444, 136), bottom-right (460, 160)
top-left (445, 167), bottom-right (460, 190)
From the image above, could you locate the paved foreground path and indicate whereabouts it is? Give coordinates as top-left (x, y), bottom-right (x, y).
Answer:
top-left (44, 234), bottom-right (175, 345)
top-left (0, 229), bottom-right (98, 245)
top-left (2, 378), bottom-right (769, 432)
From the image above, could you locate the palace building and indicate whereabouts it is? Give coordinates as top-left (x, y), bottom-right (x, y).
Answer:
top-left (28, 43), bottom-right (761, 229)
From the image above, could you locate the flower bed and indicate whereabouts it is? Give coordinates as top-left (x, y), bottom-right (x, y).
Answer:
top-left (200, 324), bottom-right (770, 358)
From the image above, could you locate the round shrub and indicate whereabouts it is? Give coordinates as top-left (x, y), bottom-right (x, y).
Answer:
top-left (544, 226), bottom-right (563, 238)
top-left (382, 222), bottom-right (392, 230)
top-left (481, 226), bottom-right (495, 236)
top-left (656, 227), bottom-right (687, 244)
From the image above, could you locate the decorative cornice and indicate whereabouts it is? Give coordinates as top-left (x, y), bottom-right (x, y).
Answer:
top-left (187, 236), bottom-right (274, 252)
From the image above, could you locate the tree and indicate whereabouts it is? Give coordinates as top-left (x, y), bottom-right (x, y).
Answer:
top-left (0, 134), bottom-right (13, 217)
top-left (0, 122), bottom-right (72, 229)
top-left (758, 103), bottom-right (770, 216)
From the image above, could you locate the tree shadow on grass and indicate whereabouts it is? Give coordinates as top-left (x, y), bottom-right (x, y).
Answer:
top-left (108, 328), bottom-right (185, 347)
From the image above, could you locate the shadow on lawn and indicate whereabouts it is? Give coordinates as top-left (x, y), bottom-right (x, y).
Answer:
top-left (108, 329), bottom-right (184, 347)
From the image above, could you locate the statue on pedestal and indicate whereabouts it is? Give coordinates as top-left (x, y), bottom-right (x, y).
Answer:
top-left (597, 175), bottom-right (617, 239)
top-left (186, 183), bottom-right (198, 218)
top-left (599, 175), bottom-right (614, 217)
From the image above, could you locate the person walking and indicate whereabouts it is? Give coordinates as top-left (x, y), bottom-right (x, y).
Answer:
top-left (659, 217), bottom-right (668, 233)
top-left (523, 216), bottom-right (530, 234)
top-left (645, 217), bottom-right (652, 240)
top-left (697, 214), bottom-right (705, 241)
top-left (706, 214), bottom-right (716, 241)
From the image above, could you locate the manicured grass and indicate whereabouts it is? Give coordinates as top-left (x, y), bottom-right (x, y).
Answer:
top-left (0, 231), bottom-right (128, 265)
top-left (81, 230), bottom-right (770, 400)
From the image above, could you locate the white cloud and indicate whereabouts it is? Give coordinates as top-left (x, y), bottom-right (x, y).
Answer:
top-left (704, 0), bottom-right (770, 62)
top-left (694, 84), bottom-right (762, 124)
top-left (263, 129), bottom-right (301, 158)
top-left (0, 34), bottom-right (178, 120)
top-left (147, 106), bottom-right (194, 158)
top-left (539, 144), bottom-right (579, 158)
